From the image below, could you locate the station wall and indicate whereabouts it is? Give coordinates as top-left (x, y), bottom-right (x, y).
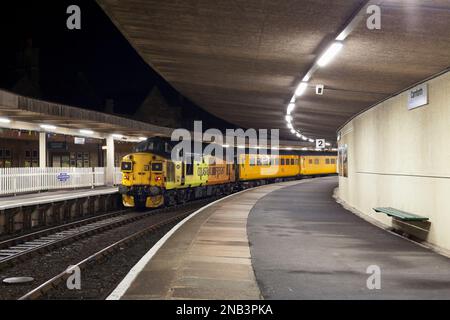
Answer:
top-left (337, 71), bottom-right (450, 252)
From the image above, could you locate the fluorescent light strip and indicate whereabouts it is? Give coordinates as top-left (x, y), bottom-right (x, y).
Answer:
top-left (80, 129), bottom-right (94, 135)
top-left (40, 124), bottom-right (57, 130)
top-left (295, 82), bottom-right (308, 97)
top-left (0, 117), bottom-right (12, 124)
top-left (317, 42), bottom-right (343, 67)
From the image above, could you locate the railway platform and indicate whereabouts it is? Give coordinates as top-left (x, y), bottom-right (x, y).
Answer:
top-left (109, 177), bottom-right (450, 300)
top-left (0, 187), bottom-right (120, 236)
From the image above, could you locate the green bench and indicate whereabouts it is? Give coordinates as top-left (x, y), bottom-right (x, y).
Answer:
top-left (373, 207), bottom-right (429, 222)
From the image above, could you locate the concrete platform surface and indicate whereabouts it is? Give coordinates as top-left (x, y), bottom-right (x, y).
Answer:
top-left (112, 180), bottom-right (304, 300)
top-left (0, 187), bottom-right (118, 210)
top-left (248, 176), bottom-right (450, 299)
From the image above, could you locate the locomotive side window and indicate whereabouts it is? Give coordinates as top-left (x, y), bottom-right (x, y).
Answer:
top-left (186, 163), bottom-right (194, 175)
top-left (281, 159), bottom-right (285, 165)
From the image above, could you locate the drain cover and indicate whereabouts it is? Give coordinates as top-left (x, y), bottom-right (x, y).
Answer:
top-left (3, 277), bottom-right (34, 285)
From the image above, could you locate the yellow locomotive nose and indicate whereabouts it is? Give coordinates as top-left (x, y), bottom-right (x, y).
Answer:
top-left (119, 153), bottom-right (166, 209)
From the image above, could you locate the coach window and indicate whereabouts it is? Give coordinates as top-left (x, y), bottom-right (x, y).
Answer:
top-left (281, 158), bottom-right (285, 165)
top-left (257, 158), bottom-right (262, 166)
top-left (326, 159), bottom-right (330, 164)
top-left (250, 157), bottom-right (255, 166)
top-left (331, 159), bottom-right (336, 164)
top-left (309, 159), bottom-right (313, 165)
top-left (314, 159), bottom-right (320, 165)
top-left (290, 159), bottom-right (294, 165)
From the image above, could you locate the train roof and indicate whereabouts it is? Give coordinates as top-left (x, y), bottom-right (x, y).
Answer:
top-left (134, 137), bottom-right (337, 157)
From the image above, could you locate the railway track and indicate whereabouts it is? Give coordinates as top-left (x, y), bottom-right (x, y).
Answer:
top-left (0, 199), bottom-right (212, 271)
top-left (18, 205), bottom-right (201, 300)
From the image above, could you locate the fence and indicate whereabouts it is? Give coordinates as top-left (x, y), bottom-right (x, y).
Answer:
top-left (0, 167), bottom-right (122, 196)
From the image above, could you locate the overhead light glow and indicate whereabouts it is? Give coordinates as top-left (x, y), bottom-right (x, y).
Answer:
top-left (309, 139), bottom-right (314, 143)
top-left (80, 129), bottom-right (94, 135)
top-left (139, 137), bottom-right (147, 141)
top-left (237, 145), bottom-right (245, 149)
top-left (285, 115), bottom-right (293, 122)
top-left (317, 42), bottom-right (343, 67)
top-left (112, 134), bottom-right (124, 139)
top-left (302, 136), bottom-right (308, 141)
top-left (287, 123), bottom-right (293, 130)
top-left (302, 74), bottom-right (311, 82)
top-left (222, 144), bottom-right (230, 148)
top-left (302, 147), bottom-right (308, 151)
top-left (325, 142), bottom-right (331, 147)
top-left (40, 124), bottom-right (57, 130)
top-left (0, 117), bottom-right (12, 124)
top-left (295, 82), bottom-right (308, 97)
top-left (287, 103), bottom-right (295, 115)
top-left (290, 129), bottom-right (296, 134)
top-left (290, 96), bottom-right (296, 103)
top-left (296, 133), bottom-right (302, 138)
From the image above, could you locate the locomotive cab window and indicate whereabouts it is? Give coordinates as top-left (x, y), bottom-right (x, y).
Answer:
top-left (152, 162), bottom-right (163, 172)
top-left (121, 162), bottom-right (133, 171)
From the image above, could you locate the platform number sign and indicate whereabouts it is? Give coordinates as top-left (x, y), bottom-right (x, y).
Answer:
top-left (316, 139), bottom-right (325, 149)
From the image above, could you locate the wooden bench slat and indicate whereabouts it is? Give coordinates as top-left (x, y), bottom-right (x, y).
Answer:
top-left (373, 207), bottom-right (429, 222)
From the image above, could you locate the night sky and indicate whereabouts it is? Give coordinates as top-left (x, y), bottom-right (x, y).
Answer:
top-left (0, 1), bottom-right (235, 130)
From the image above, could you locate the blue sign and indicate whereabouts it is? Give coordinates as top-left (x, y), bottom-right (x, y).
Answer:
top-left (57, 173), bottom-right (71, 182)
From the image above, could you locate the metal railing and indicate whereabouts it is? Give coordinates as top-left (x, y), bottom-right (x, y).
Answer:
top-left (0, 167), bottom-right (122, 196)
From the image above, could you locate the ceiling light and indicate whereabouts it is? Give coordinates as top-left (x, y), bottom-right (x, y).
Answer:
top-left (325, 142), bottom-right (331, 147)
top-left (309, 139), bottom-right (314, 143)
top-left (317, 42), bottom-right (343, 67)
top-left (222, 144), bottom-right (230, 148)
top-left (290, 129), bottom-right (296, 134)
top-left (290, 96), bottom-right (296, 103)
top-left (237, 145), bottom-right (245, 149)
top-left (302, 147), bottom-right (308, 151)
top-left (286, 147), bottom-right (293, 151)
top-left (287, 123), bottom-right (293, 130)
top-left (285, 115), bottom-right (293, 122)
top-left (287, 103), bottom-right (295, 115)
top-left (40, 124), bottom-right (57, 130)
top-left (0, 117), bottom-right (11, 124)
top-left (302, 74), bottom-right (311, 82)
top-left (295, 82), bottom-right (308, 97)
top-left (80, 129), bottom-right (94, 135)
top-left (139, 137), bottom-right (147, 141)
top-left (302, 136), bottom-right (308, 141)
top-left (296, 133), bottom-right (302, 138)
top-left (112, 134), bottom-right (124, 139)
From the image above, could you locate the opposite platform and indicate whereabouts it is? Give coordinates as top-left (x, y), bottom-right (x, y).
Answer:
top-left (109, 180), bottom-right (303, 300)
top-left (0, 187), bottom-right (118, 210)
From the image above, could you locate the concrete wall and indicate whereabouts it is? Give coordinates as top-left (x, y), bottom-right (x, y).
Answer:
top-left (337, 71), bottom-right (450, 252)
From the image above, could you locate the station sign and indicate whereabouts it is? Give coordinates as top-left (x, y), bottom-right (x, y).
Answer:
top-left (57, 173), bottom-right (70, 182)
top-left (408, 83), bottom-right (428, 110)
top-left (316, 139), bottom-right (325, 149)
top-left (74, 137), bottom-right (86, 145)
